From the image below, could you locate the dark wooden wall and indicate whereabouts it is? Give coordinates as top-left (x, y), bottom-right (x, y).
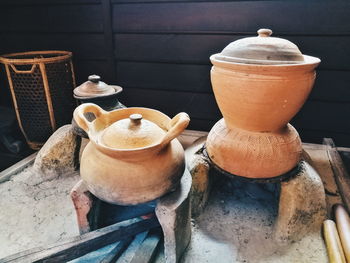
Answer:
top-left (1, 0), bottom-right (350, 146)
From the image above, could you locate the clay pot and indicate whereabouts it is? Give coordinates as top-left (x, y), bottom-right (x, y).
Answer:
top-left (210, 29), bottom-right (320, 132)
top-left (72, 75), bottom-right (125, 138)
top-left (73, 103), bottom-right (190, 205)
top-left (73, 74), bottom-right (124, 111)
top-left (206, 119), bottom-right (302, 178)
top-left (206, 29), bottom-right (320, 178)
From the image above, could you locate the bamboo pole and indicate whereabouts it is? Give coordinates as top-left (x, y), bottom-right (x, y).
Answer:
top-left (323, 220), bottom-right (346, 263)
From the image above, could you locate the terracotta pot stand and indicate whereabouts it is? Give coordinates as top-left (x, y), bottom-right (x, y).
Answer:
top-left (70, 169), bottom-right (192, 263)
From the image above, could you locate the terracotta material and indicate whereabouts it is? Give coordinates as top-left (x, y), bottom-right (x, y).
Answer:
top-left (73, 75), bottom-right (122, 98)
top-left (210, 29), bottom-right (320, 132)
top-left (206, 29), bottom-right (320, 178)
top-left (73, 103), bottom-right (190, 205)
top-left (323, 220), bottom-right (346, 263)
top-left (210, 60), bottom-right (319, 132)
top-left (216, 28), bottom-right (304, 65)
top-left (206, 119), bottom-right (302, 178)
top-left (335, 204), bottom-right (350, 262)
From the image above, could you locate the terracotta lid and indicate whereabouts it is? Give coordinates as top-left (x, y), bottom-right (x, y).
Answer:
top-left (100, 113), bottom-right (166, 149)
top-left (73, 75), bottom-right (120, 97)
top-left (216, 29), bottom-right (305, 65)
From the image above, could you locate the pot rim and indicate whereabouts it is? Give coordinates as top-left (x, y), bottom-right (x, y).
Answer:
top-left (210, 54), bottom-right (320, 70)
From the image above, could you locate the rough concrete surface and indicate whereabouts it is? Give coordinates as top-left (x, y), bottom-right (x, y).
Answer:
top-left (33, 124), bottom-right (80, 180)
top-left (184, 178), bottom-right (327, 263)
top-left (0, 167), bottom-right (80, 258)
top-left (274, 161), bottom-right (327, 243)
top-left (0, 137), bottom-right (330, 262)
top-left (0, 164), bottom-right (328, 262)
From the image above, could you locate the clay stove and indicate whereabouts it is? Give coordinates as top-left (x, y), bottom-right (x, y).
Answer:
top-left (189, 29), bottom-right (327, 243)
top-left (70, 170), bottom-right (192, 263)
top-left (69, 29), bottom-right (328, 262)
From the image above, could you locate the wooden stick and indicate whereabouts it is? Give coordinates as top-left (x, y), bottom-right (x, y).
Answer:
top-left (334, 204), bottom-right (350, 262)
top-left (99, 237), bottom-right (133, 263)
top-left (323, 138), bottom-right (350, 213)
top-left (130, 228), bottom-right (162, 263)
top-left (0, 217), bottom-right (159, 263)
top-left (323, 220), bottom-right (346, 263)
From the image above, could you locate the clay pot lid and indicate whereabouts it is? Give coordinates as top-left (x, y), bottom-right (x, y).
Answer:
top-left (73, 75), bottom-right (122, 98)
top-left (100, 113), bottom-right (166, 149)
top-left (215, 29), bottom-right (305, 65)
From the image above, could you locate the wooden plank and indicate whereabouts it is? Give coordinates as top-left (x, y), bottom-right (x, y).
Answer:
top-left (112, 0), bottom-right (272, 3)
top-left (0, 217), bottom-right (159, 263)
top-left (74, 59), bottom-right (112, 84)
top-left (118, 87), bottom-right (221, 121)
top-left (0, 0), bottom-right (101, 5)
top-left (287, 36), bottom-right (350, 71)
top-left (299, 130), bottom-right (350, 148)
top-left (303, 144), bottom-right (342, 217)
top-left (0, 6), bottom-right (49, 32)
top-left (310, 70), bottom-right (350, 102)
top-left (0, 152), bottom-right (37, 183)
top-left (0, 33), bottom-right (105, 60)
top-left (292, 101), bottom-right (350, 134)
top-left (99, 237), bottom-right (133, 263)
top-left (0, 4), bottom-right (103, 33)
top-left (112, 1), bottom-right (350, 35)
top-left (116, 61), bottom-right (211, 93)
top-left (102, 0), bottom-right (117, 82)
top-left (114, 34), bottom-right (350, 70)
top-left (324, 138), bottom-right (350, 214)
top-left (130, 229), bottom-right (162, 263)
top-left (47, 5), bottom-right (103, 32)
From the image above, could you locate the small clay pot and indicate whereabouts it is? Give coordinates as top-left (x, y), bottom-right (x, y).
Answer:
top-left (74, 103), bottom-right (190, 205)
top-left (72, 75), bottom-right (125, 138)
top-left (206, 119), bottom-right (302, 178)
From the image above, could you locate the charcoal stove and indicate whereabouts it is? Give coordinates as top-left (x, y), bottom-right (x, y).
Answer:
top-left (70, 169), bottom-right (192, 263)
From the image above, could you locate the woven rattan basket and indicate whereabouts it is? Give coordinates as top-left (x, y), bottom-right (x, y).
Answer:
top-left (0, 51), bottom-right (76, 150)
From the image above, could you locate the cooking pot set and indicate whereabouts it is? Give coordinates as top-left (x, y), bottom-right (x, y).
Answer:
top-left (73, 29), bottom-right (320, 205)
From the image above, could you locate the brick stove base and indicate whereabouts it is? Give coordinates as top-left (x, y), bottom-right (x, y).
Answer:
top-left (70, 169), bottom-right (192, 263)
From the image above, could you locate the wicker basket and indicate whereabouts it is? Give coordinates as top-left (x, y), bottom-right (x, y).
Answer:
top-left (0, 51), bottom-right (76, 150)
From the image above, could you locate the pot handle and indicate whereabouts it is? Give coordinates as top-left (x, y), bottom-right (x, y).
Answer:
top-left (73, 103), bottom-right (107, 133)
top-left (160, 112), bottom-right (190, 147)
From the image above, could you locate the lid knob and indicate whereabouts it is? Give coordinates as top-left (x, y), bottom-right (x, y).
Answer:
top-left (129, 114), bottom-right (142, 125)
top-left (257, 28), bottom-right (273, 37)
top-left (88, 74), bottom-right (101, 83)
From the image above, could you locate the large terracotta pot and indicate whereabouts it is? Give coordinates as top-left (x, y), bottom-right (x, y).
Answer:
top-left (210, 29), bottom-right (320, 132)
top-left (206, 29), bottom-right (320, 178)
top-left (210, 57), bottom-right (319, 132)
top-left (74, 103), bottom-right (190, 205)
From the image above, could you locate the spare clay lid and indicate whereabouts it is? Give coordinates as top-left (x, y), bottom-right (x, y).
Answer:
top-left (100, 114), bottom-right (166, 149)
top-left (215, 29), bottom-right (305, 65)
top-left (74, 75), bottom-right (117, 97)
